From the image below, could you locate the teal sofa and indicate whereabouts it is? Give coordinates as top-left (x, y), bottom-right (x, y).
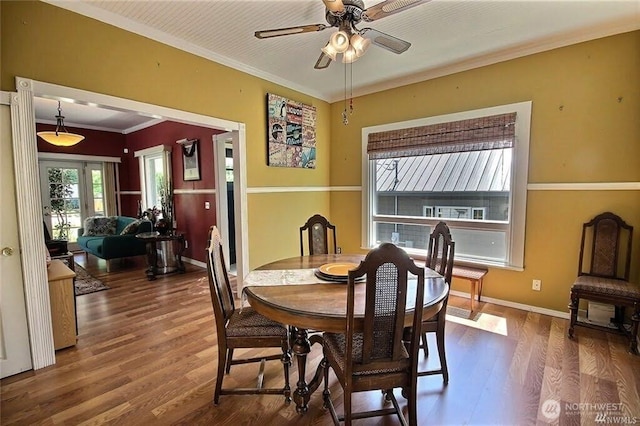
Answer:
top-left (77, 216), bottom-right (152, 264)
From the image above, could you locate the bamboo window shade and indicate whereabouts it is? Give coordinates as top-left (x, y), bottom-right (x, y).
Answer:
top-left (367, 112), bottom-right (517, 159)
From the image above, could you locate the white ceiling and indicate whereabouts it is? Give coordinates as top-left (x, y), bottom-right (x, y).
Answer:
top-left (37, 0), bottom-right (640, 133)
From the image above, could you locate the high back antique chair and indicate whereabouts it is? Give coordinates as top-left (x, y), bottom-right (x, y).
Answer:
top-left (205, 226), bottom-right (291, 404)
top-left (322, 243), bottom-right (426, 425)
top-left (568, 212), bottom-right (639, 354)
top-left (416, 221), bottom-right (454, 383)
top-left (299, 214), bottom-right (337, 256)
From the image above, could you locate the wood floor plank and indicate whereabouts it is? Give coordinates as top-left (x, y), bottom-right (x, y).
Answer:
top-left (2, 254), bottom-right (640, 425)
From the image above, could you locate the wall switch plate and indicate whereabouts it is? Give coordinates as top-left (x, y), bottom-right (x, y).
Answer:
top-left (204, 201), bottom-right (210, 209)
top-left (532, 279), bottom-right (541, 291)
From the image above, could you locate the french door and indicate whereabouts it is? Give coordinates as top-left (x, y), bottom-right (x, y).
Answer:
top-left (39, 161), bottom-right (105, 251)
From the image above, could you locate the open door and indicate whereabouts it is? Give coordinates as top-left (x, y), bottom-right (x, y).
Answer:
top-left (0, 103), bottom-right (33, 378)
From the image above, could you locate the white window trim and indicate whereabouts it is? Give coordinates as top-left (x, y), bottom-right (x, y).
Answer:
top-left (134, 145), bottom-right (172, 211)
top-left (361, 101), bottom-right (531, 270)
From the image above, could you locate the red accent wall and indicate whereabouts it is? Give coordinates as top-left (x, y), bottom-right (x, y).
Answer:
top-left (124, 121), bottom-right (224, 262)
top-left (38, 121), bottom-right (223, 263)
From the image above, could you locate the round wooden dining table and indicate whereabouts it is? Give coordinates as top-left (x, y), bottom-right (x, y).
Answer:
top-left (242, 253), bottom-right (449, 413)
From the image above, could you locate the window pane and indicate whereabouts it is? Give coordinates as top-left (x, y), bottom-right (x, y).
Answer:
top-left (375, 149), bottom-right (511, 222)
top-left (449, 228), bottom-right (507, 263)
top-left (91, 169), bottom-right (105, 216)
top-left (375, 222), bottom-right (431, 249)
top-left (145, 155), bottom-right (165, 208)
top-left (373, 149), bottom-right (511, 263)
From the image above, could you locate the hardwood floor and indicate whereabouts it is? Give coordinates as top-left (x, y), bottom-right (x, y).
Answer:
top-left (2, 254), bottom-right (639, 425)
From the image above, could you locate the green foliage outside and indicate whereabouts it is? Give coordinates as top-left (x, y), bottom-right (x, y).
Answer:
top-left (48, 168), bottom-right (78, 240)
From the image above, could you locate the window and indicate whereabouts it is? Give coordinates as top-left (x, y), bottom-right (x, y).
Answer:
top-left (362, 101), bottom-right (531, 269)
top-left (134, 145), bottom-right (172, 212)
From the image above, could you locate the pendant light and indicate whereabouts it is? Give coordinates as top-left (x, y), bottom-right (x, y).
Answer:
top-left (37, 101), bottom-right (85, 147)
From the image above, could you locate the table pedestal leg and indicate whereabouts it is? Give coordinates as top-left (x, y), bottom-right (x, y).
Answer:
top-left (291, 327), bottom-right (326, 413)
top-left (144, 241), bottom-right (158, 280)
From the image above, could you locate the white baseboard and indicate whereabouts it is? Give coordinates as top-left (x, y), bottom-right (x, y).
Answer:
top-left (182, 257), bottom-right (205, 269)
top-left (449, 289), bottom-right (569, 319)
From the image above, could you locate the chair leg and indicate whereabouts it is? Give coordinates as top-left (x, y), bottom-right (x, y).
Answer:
top-left (343, 385), bottom-right (352, 426)
top-left (436, 318), bottom-right (449, 384)
top-left (421, 332), bottom-right (429, 357)
top-left (568, 291), bottom-right (579, 338)
top-left (630, 303), bottom-right (640, 355)
top-left (322, 356), bottom-right (331, 409)
top-left (225, 349), bottom-right (234, 373)
top-left (407, 387), bottom-right (418, 426)
top-left (281, 339), bottom-right (292, 402)
top-left (213, 343), bottom-right (227, 405)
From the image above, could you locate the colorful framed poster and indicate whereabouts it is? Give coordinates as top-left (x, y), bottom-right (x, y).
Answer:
top-left (267, 93), bottom-right (317, 168)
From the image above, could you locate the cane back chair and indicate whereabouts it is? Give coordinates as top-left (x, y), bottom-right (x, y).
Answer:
top-left (300, 214), bottom-right (337, 256)
top-left (416, 221), bottom-right (454, 383)
top-left (206, 226), bottom-right (291, 404)
top-left (568, 212), bottom-right (639, 354)
top-left (322, 242), bottom-right (427, 425)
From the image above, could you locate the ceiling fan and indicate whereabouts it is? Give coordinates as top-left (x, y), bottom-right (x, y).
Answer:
top-left (255, 0), bottom-right (430, 69)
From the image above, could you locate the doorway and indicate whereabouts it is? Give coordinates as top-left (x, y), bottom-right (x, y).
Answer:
top-left (10, 76), bottom-right (249, 369)
top-left (39, 160), bottom-right (105, 251)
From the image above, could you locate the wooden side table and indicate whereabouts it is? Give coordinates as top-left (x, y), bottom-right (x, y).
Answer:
top-left (136, 231), bottom-right (186, 281)
top-left (47, 259), bottom-right (77, 350)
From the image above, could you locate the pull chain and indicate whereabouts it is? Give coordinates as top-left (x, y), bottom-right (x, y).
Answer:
top-left (342, 60), bottom-right (349, 125)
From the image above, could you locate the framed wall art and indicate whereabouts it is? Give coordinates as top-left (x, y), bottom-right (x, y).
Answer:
top-left (266, 93), bottom-right (317, 168)
top-left (179, 138), bottom-right (201, 181)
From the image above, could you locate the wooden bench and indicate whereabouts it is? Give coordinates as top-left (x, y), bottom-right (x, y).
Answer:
top-left (452, 265), bottom-right (488, 312)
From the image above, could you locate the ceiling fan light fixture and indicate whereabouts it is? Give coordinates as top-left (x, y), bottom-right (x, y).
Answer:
top-left (342, 46), bottom-right (359, 64)
top-left (321, 42), bottom-right (338, 61)
top-left (330, 30), bottom-right (350, 53)
top-left (350, 33), bottom-right (371, 57)
top-left (36, 101), bottom-right (85, 147)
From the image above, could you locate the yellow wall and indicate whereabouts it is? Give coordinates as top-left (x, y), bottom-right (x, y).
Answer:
top-left (1, 1), bottom-right (331, 268)
top-left (329, 31), bottom-right (640, 312)
top-left (3, 2), bottom-right (638, 312)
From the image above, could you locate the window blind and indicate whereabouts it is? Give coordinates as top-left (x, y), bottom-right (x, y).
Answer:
top-left (367, 112), bottom-right (516, 159)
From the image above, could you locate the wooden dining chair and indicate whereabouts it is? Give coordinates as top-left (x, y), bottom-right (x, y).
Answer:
top-left (416, 221), bottom-right (454, 383)
top-left (205, 226), bottom-right (291, 404)
top-left (299, 214), bottom-right (337, 256)
top-left (568, 212), bottom-right (639, 354)
top-left (322, 242), bottom-right (426, 425)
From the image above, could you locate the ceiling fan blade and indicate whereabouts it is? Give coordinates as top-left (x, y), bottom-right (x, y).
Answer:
top-left (314, 52), bottom-right (333, 69)
top-left (322, 0), bottom-right (345, 13)
top-left (360, 28), bottom-right (411, 54)
top-left (255, 24), bottom-right (328, 39)
top-left (362, 0), bottom-right (430, 22)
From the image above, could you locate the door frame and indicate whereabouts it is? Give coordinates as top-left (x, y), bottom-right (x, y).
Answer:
top-left (214, 131), bottom-right (248, 288)
top-left (10, 77), bottom-right (249, 369)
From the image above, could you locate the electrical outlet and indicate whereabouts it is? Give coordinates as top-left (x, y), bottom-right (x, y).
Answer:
top-left (532, 279), bottom-right (541, 291)
top-left (204, 201), bottom-right (210, 209)
top-left (337, 247), bottom-right (342, 254)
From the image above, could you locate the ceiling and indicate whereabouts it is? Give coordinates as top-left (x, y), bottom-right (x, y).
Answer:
top-left (37, 0), bottom-right (639, 133)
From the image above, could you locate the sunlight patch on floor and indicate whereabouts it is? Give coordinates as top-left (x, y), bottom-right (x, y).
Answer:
top-left (446, 309), bottom-right (508, 336)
